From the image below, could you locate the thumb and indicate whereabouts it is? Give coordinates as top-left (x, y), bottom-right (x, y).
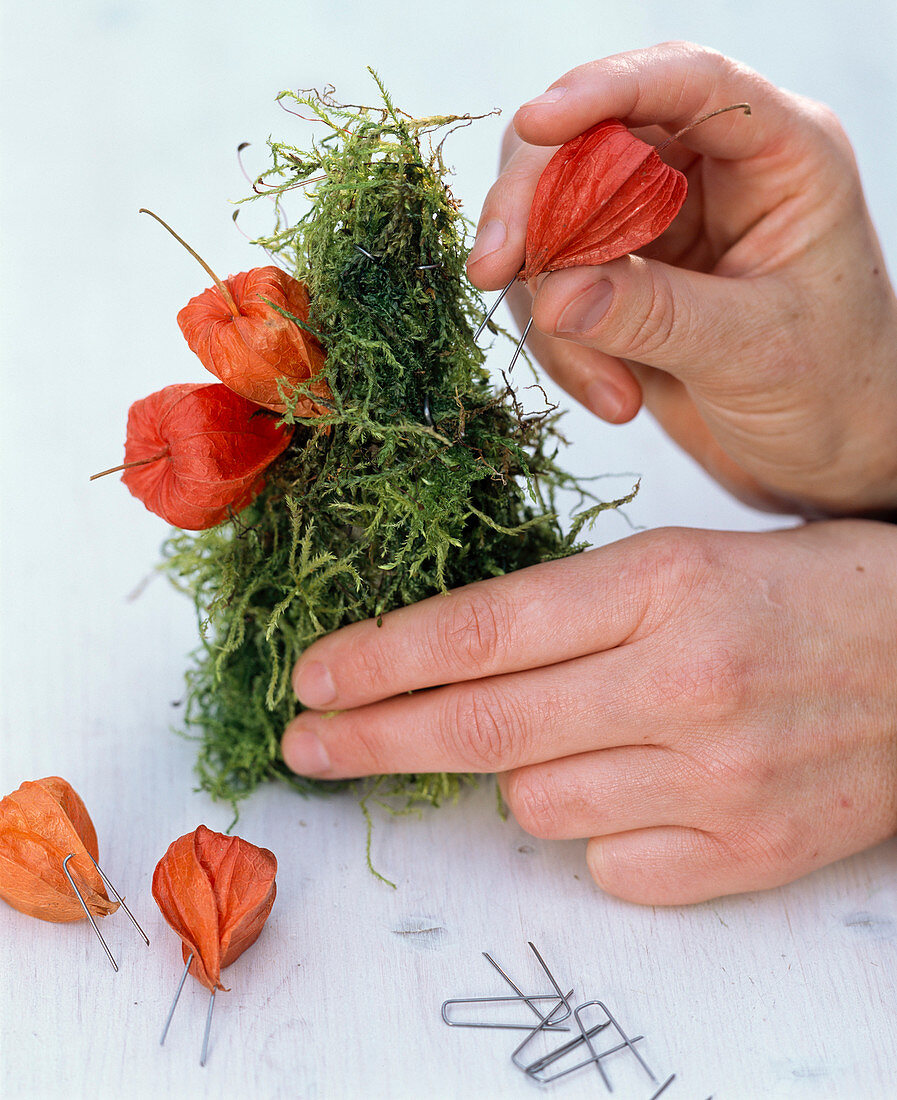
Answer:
top-left (530, 255), bottom-right (788, 384)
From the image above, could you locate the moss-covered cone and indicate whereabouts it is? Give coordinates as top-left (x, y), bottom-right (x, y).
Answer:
top-left (163, 77), bottom-right (630, 810)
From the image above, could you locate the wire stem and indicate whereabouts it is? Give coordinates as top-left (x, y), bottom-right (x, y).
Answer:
top-left (656, 102), bottom-right (752, 154)
top-left (90, 452), bottom-right (168, 481)
top-left (139, 208), bottom-right (241, 318)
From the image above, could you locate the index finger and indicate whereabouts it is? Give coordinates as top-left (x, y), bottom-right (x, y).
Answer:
top-left (514, 41), bottom-right (790, 160)
top-left (291, 535), bottom-right (653, 712)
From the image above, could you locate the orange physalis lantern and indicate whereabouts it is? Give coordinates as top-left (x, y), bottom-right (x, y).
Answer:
top-left (177, 266), bottom-right (330, 416)
top-left (475, 104), bottom-right (750, 362)
top-left (93, 382), bottom-right (293, 530)
top-left (139, 208), bottom-right (330, 416)
top-left (0, 776), bottom-right (116, 923)
top-left (153, 825), bottom-right (278, 1064)
top-left (153, 825), bottom-right (277, 992)
top-left (521, 104), bottom-right (750, 281)
top-left (521, 119), bottom-right (688, 281)
top-left (0, 776), bottom-right (148, 969)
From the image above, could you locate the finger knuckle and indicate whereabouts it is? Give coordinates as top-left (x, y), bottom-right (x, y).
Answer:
top-left (623, 267), bottom-right (683, 360)
top-left (500, 122), bottom-right (520, 166)
top-left (486, 158), bottom-right (537, 217)
top-left (445, 684), bottom-right (517, 771)
top-left (481, 176), bottom-right (512, 222)
top-left (653, 42), bottom-right (729, 111)
top-left (657, 38), bottom-right (699, 52)
top-left (351, 640), bottom-right (388, 695)
top-left (661, 40), bottom-right (724, 71)
top-left (586, 838), bottom-right (648, 900)
top-left (693, 741), bottom-right (775, 816)
top-left (722, 811), bottom-right (814, 877)
top-left (505, 770), bottom-right (563, 838)
top-left (430, 589), bottom-right (510, 675)
top-left (661, 641), bottom-right (752, 720)
top-left (795, 96), bottom-right (851, 146)
top-left (809, 100), bottom-right (844, 136)
top-left (631, 528), bottom-right (719, 609)
top-left (343, 716), bottom-right (390, 775)
top-left (785, 96), bottom-right (860, 182)
top-left (589, 830), bottom-right (730, 906)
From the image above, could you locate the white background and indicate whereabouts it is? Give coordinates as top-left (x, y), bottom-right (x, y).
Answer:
top-left (1, 2), bottom-right (896, 1098)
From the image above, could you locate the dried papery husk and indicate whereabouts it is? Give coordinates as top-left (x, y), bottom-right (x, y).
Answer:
top-left (178, 266), bottom-right (331, 415)
top-left (120, 382), bottom-right (293, 530)
top-left (522, 104), bottom-right (750, 281)
top-left (521, 119), bottom-right (688, 280)
top-left (139, 209), bottom-right (329, 417)
top-left (0, 777), bottom-right (118, 922)
top-left (152, 825), bottom-right (277, 991)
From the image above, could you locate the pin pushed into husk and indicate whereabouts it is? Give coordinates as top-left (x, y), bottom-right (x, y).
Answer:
top-left (0, 777), bottom-right (149, 970)
top-left (475, 103), bottom-right (751, 367)
top-left (153, 825), bottom-right (277, 1065)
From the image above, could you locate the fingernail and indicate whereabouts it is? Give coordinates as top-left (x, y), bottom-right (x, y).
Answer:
top-left (282, 724), bottom-right (331, 776)
top-left (556, 280), bottom-right (614, 335)
top-left (294, 660), bottom-right (336, 708)
top-left (467, 219), bottom-right (507, 266)
top-left (520, 86), bottom-right (567, 109)
top-left (585, 378), bottom-right (626, 422)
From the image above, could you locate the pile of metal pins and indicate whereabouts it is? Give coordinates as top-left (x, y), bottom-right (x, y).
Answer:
top-left (441, 941), bottom-right (695, 1097)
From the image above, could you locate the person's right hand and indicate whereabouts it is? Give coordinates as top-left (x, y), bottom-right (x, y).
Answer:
top-left (466, 42), bottom-right (897, 518)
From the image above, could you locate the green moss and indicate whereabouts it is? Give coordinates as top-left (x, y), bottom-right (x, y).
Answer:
top-left (163, 75), bottom-right (633, 815)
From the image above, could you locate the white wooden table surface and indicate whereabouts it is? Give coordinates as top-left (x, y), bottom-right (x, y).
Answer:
top-left (2, 3), bottom-right (896, 1097)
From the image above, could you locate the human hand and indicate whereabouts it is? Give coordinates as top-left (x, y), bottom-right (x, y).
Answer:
top-left (282, 520), bottom-right (897, 905)
top-left (466, 43), bottom-right (897, 518)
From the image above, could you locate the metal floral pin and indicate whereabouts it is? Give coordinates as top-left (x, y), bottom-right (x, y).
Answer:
top-left (153, 825), bottom-right (277, 1065)
top-left (0, 777), bottom-right (149, 970)
top-left (476, 103), bottom-right (752, 366)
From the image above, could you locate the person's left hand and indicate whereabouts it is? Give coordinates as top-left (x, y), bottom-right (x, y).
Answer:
top-left (282, 520), bottom-right (897, 904)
